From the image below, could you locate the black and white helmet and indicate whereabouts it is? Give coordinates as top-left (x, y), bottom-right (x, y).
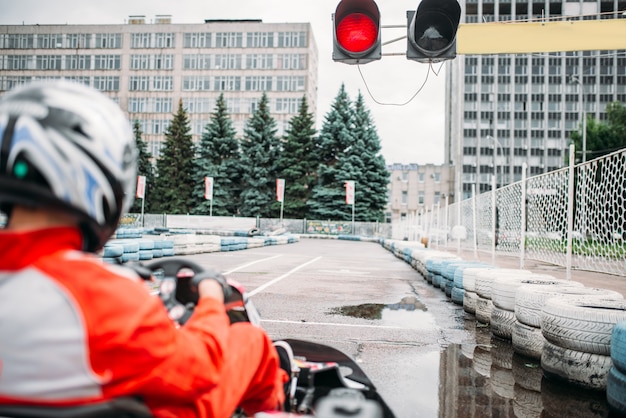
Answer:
top-left (0, 80), bottom-right (137, 251)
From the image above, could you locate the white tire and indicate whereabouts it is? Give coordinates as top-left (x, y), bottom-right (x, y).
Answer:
top-left (512, 352), bottom-right (542, 392)
top-left (541, 296), bottom-right (626, 356)
top-left (475, 268), bottom-right (532, 300)
top-left (491, 306), bottom-right (516, 340)
top-left (516, 284), bottom-right (619, 327)
top-left (463, 290), bottom-right (478, 314)
top-left (541, 340), bottom-right (613, 390)
top-left (512, 320), bottom-right (545, 360)
top-left (491, 274), bottom-right (568, 311)
top-left (462, 267), bottom-right (496, 293)
top-left (475, 296), bottom-right (493, 325)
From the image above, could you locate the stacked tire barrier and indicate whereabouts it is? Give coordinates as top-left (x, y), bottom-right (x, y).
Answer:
top-left (101, 228), bottom-right (300, 264)
top-left (377, 238), bottom-right (626, 404)
top-left (540, 296), bottom-right (626, 391)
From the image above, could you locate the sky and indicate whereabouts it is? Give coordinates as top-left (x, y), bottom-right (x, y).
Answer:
top-left (0, 0), bottom-right (448, 165)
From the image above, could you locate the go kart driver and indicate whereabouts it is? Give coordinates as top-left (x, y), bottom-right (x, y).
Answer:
top-left (0, 80), bottom-right (288, 417)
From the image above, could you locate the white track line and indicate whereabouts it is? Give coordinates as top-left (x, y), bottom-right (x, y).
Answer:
top-left (261, 319), bottom-right (409, 330)
top-left (248, 256), bottom-right (322, 297)
top-left (224, 254), bottom-right (283, 275)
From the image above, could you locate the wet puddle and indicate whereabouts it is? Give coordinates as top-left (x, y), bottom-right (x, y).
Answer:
top-left (329, 296), bottom-right (436, 329)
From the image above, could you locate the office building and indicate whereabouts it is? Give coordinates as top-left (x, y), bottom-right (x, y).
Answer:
top-left (386, 163), bottom-right (455, 223)
top-left (446, 0), bottom-right (626, 199)
top-left (0, 15), bottom-right (319, 158)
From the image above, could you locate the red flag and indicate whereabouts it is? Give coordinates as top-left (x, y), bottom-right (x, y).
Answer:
top-left (345, 181), bottom-right (355, 205)
top-left (204, 176), bottom-right (214, 200)
top-left (136, 175), bottom-right (146, 199)
top-left (276, 178), bottom-right (285, 202)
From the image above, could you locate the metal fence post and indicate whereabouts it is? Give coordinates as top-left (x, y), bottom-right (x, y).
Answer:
top-left (491, 175), bottom-right (497, 265)
top-left (520, 163), bottom-right (527, 269)
top-left (566, 144), bottom-right (575, 280)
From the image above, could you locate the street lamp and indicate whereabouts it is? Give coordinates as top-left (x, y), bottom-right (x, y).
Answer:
top-left (486, 135), bottom-right (505, 188)
top-left (570, 76), bottom-right (587, 163)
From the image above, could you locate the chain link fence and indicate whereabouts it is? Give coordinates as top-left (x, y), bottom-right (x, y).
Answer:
top-left (398, 147), bottom-right (626, 277)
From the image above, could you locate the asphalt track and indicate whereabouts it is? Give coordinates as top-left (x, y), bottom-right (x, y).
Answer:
top-left (183, 238), bottom-right (474, 417)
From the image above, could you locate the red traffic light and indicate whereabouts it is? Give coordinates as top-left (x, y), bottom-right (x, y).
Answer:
top-left (336, 12), bottom-right (378, 53)
top-left (333, 0), bottom-right (381, 64)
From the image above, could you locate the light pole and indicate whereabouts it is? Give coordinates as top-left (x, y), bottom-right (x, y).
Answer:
top-left (486, 135), bottom-right (504, 188)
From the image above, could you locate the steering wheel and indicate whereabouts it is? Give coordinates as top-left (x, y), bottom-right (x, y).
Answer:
top-left (145, 258), bottom-right (207, 325)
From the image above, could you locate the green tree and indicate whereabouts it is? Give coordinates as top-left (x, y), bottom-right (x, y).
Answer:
top-left (130, 120), bottom-right (155, 213)
top-left (570, 102), bottom-right (626, 163)
top-left (351, 92), bottom-right (389, 221)
top-left (192, 94), bottom-right (242, 216)
top-left (152, 100), bottom-right (196, 214)
top-left (275, 96), bottom-right (318, 218)
top-left (308, 84), bottom-right (355, 220)
top-left (239, 93), bottom-right (280, 218)
top-left (341, 93), bottom-right (389, 222)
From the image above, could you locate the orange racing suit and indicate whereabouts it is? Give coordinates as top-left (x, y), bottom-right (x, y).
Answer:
top-left (0, 226), bottom-right (287, 417)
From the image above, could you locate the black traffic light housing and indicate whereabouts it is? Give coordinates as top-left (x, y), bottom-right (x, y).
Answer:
top-left (407, 0), bottom-right (462, 63)
top-left (332, 0), bottom-right (382, 65)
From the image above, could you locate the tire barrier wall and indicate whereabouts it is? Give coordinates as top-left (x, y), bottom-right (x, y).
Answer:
top-left (100, 227), bottom-right (300, 264)
top-left (379, 238), bottom-right (626, 400)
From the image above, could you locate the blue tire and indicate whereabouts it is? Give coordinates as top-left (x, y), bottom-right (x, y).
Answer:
top-left (607, 367), bottom-right (626, 415)
top-left (612, 321), bottom-right (626, 374)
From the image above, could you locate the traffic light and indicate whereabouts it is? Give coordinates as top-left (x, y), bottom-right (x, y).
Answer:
top-left (407, 0), bottom-right (461, 63)
top-left (332, 0), bottom-right (381, 65)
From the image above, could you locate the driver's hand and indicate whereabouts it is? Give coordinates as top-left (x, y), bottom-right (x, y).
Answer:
top-left (198, 279), bottom-right (225, 303)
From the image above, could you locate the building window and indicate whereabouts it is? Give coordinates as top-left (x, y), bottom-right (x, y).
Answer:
top-left (94, 54), bottom-right (121, 70)
top-left (35, 55), bottom-right (62, 70)
top-left (246, 53), bottom-right (273, 69)
top-left (276, 75), bottom-right (305, 91)
top-left (214, 54), bottom-right (242, 70)
top-left (245, 75), bottom-right (273, 91)
top-left (277, 31), bottom-right (306, 48)
top-left (65, 55), bottom-right (91, 70)
top-left (183, 54), bottom-right (211, 70)
top-left (95, 33), bottom-right (122, 49)
top-left (93, 76), bottom-right (119, 91)
top-left (401, 191), bottom-right (408, 205)
top-left (418, 173), bottom-right (425, 182)
top-left (418, 191), bottom-right (425, 205)
top-left (215, 32), bottom-right (243, 48)
top-left (246, 32), bottom-right (274, 48)
top-left (214, 76), bottom-right (241, 91)
top-left (183, 75), bottom-right (211, 91)
top-left (433, 173), bottom-right (441, 182)
top-left (184, 32), bottom-right (211, 48)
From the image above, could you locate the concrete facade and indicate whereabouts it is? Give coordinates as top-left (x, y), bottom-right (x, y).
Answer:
top-left (446, 0), bottom-right (626, 200)
top-left (0, 15), bottom-right (318, 158)
top-left (386, 163), bottom-right (455, 223)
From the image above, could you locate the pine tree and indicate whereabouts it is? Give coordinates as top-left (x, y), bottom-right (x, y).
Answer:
top-left (130, 120), bottom-right (155, 213)
top-left (275, 96), bottom-right (318, 218)
top-left (351, 92), bottom-right (389, 221)
top-left (308, 84), bottom-right (355, 220)
top-left (239, 93), bottom-right (280, 218)
top-left (152, 100), bottom-right (196, 214)
top-left (192, 94), bottom-right (242, 216)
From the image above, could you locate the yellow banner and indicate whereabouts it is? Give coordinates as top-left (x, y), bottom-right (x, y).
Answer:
top-left (457, 19), bottom-right (626, 54)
